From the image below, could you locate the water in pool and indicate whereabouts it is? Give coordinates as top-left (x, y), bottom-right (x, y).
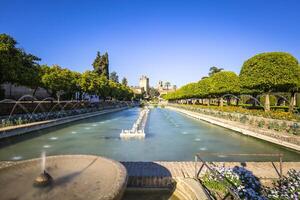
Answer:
top-left (0, 108), bottom-right (299, 161)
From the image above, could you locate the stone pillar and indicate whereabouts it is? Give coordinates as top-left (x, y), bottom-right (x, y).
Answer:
top-left (265, 93), bottom-right (270, 111)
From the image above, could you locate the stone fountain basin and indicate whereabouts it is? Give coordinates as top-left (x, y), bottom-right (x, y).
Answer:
top-left (0, 155), bottom-right (128, 200)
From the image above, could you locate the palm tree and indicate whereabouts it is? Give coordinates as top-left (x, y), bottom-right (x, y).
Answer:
top-left (164, 82), bottom-right (171, 90)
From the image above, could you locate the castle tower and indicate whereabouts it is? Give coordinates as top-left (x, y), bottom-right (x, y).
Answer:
top-left (139, 75), bottom-right (149, 95)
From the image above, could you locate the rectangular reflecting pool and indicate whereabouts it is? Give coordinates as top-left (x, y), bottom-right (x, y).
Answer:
top-left (0, 108), bottom-right (299, 161)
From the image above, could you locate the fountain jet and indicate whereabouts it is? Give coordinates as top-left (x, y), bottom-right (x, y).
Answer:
top-left (34, 152), bottom-right (52, 187)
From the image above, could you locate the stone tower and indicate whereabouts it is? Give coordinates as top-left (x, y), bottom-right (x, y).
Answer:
top-left (139, 75), bottom-right (149, 95)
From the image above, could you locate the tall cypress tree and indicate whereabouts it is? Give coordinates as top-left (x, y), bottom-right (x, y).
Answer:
top-left (92, 51), bottom-right (109, 79)
top-left (92, 51), bottom-right (102, 75)
top-left (102, 52), bottom-right (109, 79)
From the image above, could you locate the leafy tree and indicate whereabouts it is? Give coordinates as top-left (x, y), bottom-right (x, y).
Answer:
top-left (208, 66), bottom-right (224, 76)
top-left (149, 87), bottom-right (160, 98)
top-left (102, 52), bottom-right (109, 79)
top-left (80, 71), bottom-right (110, 100)
top-left (41, 65), bottom-right (78, 100)
top-left (0, 34), bottom-right (41, 88)
top-left (121, 77), bottom-right (128, 86)
top-left (92, 51), bottom-right (109, 79)
top-left (196, 77), bottom-right (213, 105)
top-left (240, 52), bottom-right (300, 111)
top-left (108, 79), bottom-right (133, 101)
top-left (92, 52), bottom-right (102, 74)
top-left (80, 71), bottom-right (134, 101)
top-left (110, 71), bottom-right (119, 83)
top-left (209, 71), bottom-right (240, 106)
top-left (0, 34), bottom-right (18, 84)
top-left (79, 70), bottom-right (98, 95)
top-left (97, 75), bottom-right (110, 100)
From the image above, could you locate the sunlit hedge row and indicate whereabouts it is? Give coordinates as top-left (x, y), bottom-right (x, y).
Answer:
top-left (164, 52), bottom-right (300, 112)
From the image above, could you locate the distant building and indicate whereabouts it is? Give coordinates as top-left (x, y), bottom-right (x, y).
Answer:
top-left (156, 80), bottom-right (176, 95)
top-left (157, 81), bottom-right (164, 90)
top-left (139, 75), bottom-right (149, 95)
top-left (130, 86), bottom-right (144, 95)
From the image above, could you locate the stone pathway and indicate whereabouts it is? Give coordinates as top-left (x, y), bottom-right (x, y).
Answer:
top-left (121, 161), bottom-right (300, 187)
top-left (2, 160), bottom-right (299, 187)
top-left (121, 161), bottom-right (195, 178)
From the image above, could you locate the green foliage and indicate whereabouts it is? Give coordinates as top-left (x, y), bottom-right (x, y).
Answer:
top-left (41, 65), bottom-right (79, 98)
top-left (109, 71), bottom-right (119, 83)
top-left (260, 95), bottom-right (277, 106)
top-left (209, 71), bottom-right (240, 96)
top-left (171, 104), bottom-right (300, 122)
top-left (240, 52), bottom-right (300, 93)
top-left (239, 115), bottom-right (249, 124)
top-left (164, 52), bottom-right (300, 113)
top-left (121, 77), bottom-right (128, 86)
top-left (268, 121), bottom-right (280, 131)
top-left (208, 66), bottom-right (224, 76)
top-left (109, 80), bottom-right (134, 100)
top-left (289, 123), bottom-right (300, 135)
top-left (92, 51), bottom-right (109, 79)
top-left (0, 33), bottom-right (41, 87)
top-left (164, 71), bottom-right (239, 100)
top-left (80, 71), bottom-right (133, 101)
top-left (149, 87), bottom-right (160, 98)
top-left (0, 34), bottom-right (134, 101)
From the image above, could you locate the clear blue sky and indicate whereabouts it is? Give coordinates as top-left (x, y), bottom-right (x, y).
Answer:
top-left (1, 0), bottom-right (300, 87)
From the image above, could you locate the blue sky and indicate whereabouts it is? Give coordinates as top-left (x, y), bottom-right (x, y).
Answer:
top-left (1, 0), bottom-right (300, 87)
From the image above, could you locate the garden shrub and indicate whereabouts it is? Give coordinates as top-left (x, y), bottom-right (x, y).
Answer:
top-left (249, 118), bottom-right (254, 125)
top-left (240, 115), bottom-right (249, 124)
top-left (281, 122), bottom-right (288, 132)
top-left (268, 121), bottom-right (281, 131)
top-left (258, 120), bottom-right (265, 128)
top-left (173, 104), bottom-right (300, 121)
top-left (289, 123), bottom-right (300, 135)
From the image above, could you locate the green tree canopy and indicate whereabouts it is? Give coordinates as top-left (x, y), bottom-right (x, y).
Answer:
top-left (240, 52), bottom-right (299, 93)
top-left (208, 66), bottom-right (224, 76)
top-left (92, 51), bottom-right (109, 79)
top-left (0, 34), bottom-right (41, 86)
top-left (240, 52), bottom-right (300, 111)
top-left (209, 71), bottom-right (240, 96)
top-left (121, 77), bottom-right (128, 86)
top-left (149, 87), bottom-right (160, 98)
top-left (41, 65), bottom-right (79, 99)
top-left (110, 71), bottom-right (119, 83)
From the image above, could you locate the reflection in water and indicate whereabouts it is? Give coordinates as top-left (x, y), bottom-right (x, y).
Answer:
top-left (0, 108), bottom-right (299, 162)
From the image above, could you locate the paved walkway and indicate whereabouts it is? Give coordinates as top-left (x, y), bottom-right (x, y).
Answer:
top-left (121, 161), bottom-right (300, 187)
top-left (122, 161), bottom-right (195, 178)
top-left (2, 160), bottom-right (299, 187)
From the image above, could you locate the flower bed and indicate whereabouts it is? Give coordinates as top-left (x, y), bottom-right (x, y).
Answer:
top-left (201, 166), bottom-right (300, 200)
top-left (202, 166), bottom-right (266, 200)
top-left (265, 169), bottom-right (300, 200)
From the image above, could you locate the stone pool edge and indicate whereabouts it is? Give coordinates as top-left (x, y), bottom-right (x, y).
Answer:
top-left (0, 106), bottom-right (130, 139)
top-left (167, 106), bottom-right (300, 152)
